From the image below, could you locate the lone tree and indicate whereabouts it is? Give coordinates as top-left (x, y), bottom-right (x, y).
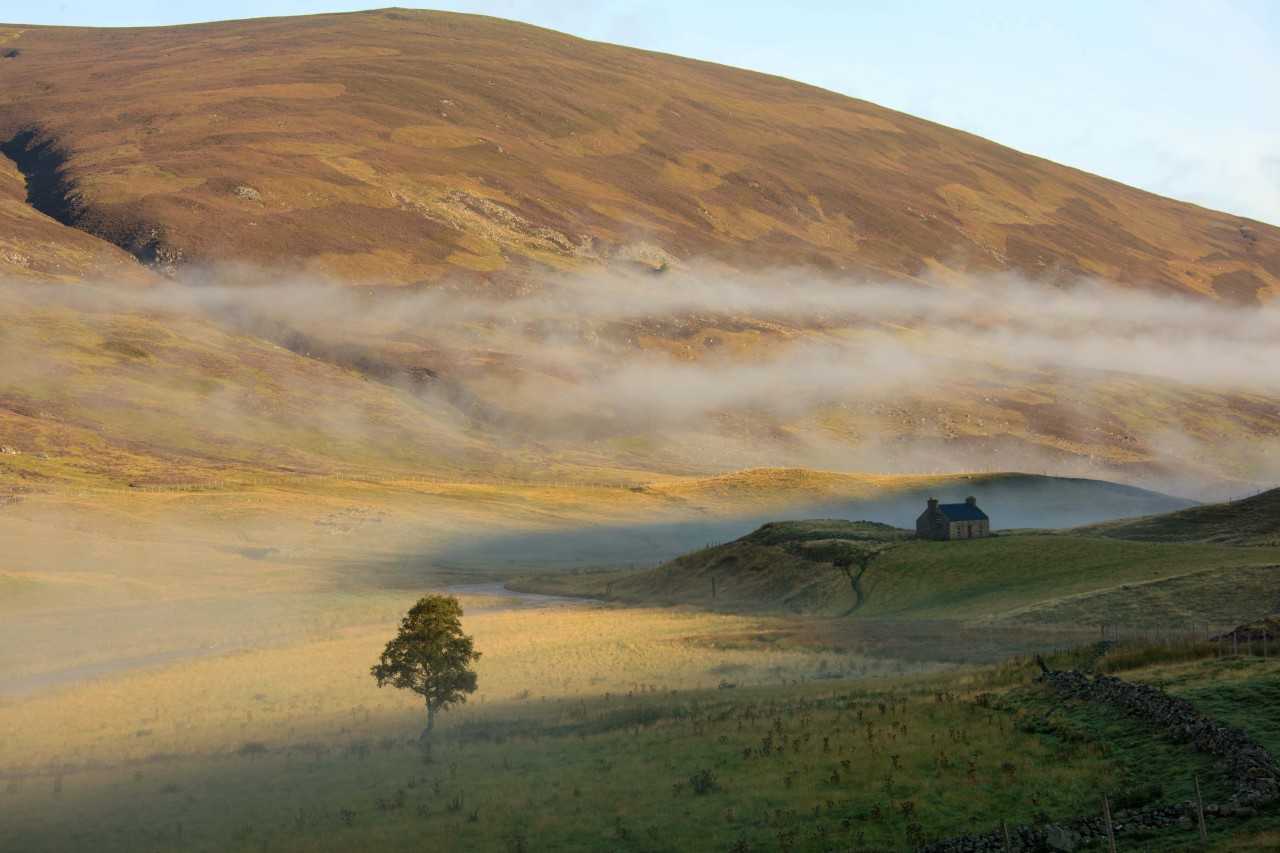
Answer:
top-left (830, 542), bottom-right (892, 614)
top-left (371, 595), bottom-right (481, 740)
top-left (790, 537), bottom-right (898, 615)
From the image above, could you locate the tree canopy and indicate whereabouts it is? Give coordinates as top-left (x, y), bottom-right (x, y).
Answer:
top-left (371, 595), bottom-right (481, 739)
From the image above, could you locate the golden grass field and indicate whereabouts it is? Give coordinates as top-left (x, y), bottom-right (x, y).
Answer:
top-left (3, 586), bottom-right (1278, 851)
top-left (0, 595), bottom-right (937, 771)
top-left (1, 423), bottom-right (1276, 852)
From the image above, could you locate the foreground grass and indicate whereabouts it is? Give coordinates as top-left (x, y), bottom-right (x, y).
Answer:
top-left (5, 670), bottom-right (1119, 852)
top-left (4, 594), bottom-right (1277, 851)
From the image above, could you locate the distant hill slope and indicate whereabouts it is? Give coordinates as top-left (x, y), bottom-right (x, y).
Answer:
top-left (1080, 487), bottom-right (1280, 546)
top-left (0, 9), bottom-right (1276, 295)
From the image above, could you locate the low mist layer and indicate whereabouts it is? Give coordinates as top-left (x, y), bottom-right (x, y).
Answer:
top-left (2, 267), bottom-right (1279, 498)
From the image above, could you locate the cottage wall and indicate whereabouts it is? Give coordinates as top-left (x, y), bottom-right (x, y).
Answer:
top-left (915, 507), bottom-right (949, 540)
top-left (917, 500), bottom-right (990, 541)
top-left (948, 520), bottom-right (990, 539)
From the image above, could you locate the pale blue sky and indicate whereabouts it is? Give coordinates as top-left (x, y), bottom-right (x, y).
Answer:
top-left (3, 1), bottom-right (1277, 225)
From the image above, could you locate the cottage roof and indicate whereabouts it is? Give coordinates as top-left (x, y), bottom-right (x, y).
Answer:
top-left (937, 502), bottom-right (988, 521)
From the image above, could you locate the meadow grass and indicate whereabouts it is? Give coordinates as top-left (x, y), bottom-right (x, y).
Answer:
top-left (5, 595), bottom-right (1276, 852)
top-left (1, 655), bottom-right (1110, 852)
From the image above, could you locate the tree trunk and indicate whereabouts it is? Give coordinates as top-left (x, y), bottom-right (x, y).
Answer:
top-left (419, 701), bottom-right (436, 741)
top-left (838, 555), bottom-right (874, 616)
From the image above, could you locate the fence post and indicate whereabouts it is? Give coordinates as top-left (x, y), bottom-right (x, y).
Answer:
top-left (1001, 820), bottom-right (1012, 853)
top-left (1103, 795), bottom-right (1118, 853)
top-left (1193, 773), bottom-right (1208, 844)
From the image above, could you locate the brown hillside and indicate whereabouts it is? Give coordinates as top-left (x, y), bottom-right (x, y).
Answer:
top-left (1, 11), bottom-right (1278, 501)
top-left (0, 9), bottom-right (1276, 295)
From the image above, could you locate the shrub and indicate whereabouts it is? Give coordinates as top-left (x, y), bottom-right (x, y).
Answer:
top-left (688, 768), bottom-right (720, 795)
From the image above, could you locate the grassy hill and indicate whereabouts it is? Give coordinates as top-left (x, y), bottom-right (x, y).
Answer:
top-left (0, 9), bottom-right (1277, 294)
top-left (432, 472), bottom-right (1194, 572)
top-left (519, 499), bottom-right (1280, 626)
top-left (1082, 486), bottom-right (1280, 546)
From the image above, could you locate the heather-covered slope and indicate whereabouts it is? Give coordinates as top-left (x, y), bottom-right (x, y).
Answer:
top-left (0, 9), bottom-right (1276, 294)
top-left (2, 10), bottom-right (1279, 500)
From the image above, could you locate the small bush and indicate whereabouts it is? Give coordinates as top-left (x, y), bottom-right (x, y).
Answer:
top-left (688, 768), bottom-right (720, 795)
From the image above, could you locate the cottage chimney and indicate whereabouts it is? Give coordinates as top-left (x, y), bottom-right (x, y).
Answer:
top-left (965, 496), bottom-right (977, 506)
top-left (927, 498), bottom-right (938, 510)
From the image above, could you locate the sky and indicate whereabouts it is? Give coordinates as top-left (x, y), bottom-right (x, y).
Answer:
top-left (3, 1), bottom-right (1277, 226)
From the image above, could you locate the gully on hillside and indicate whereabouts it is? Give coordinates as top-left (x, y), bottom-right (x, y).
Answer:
top-left (0, 126), bottom-right (174, 270)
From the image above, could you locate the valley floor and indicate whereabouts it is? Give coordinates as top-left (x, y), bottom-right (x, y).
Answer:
top-left (4, 480), bottom-right (1279, 851)
top-left (2, 598), bottom-right (1277, 851)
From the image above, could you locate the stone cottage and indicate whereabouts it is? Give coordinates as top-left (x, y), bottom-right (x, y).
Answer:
top-left (915, 496), bottom-right (990, 540)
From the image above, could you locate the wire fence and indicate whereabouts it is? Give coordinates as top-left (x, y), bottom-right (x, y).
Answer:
top-left (115, 474), bottom-right (656, 493)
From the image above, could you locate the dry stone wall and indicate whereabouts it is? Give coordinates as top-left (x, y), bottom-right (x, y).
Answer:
top-left (921, 668), bottom-right (1278, 852)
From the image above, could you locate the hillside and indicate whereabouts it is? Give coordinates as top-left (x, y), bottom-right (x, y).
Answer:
top-left (519, 504), bottom-right (1280, 625)
top-left (0, 9), bottom-right (1277, 295)
top-left (0, 11), bottom-right (1279, 497)
top-left (1, 147), bottom-right (148, 281)
top-left (1082, 486), bottom-right (1280, 546)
